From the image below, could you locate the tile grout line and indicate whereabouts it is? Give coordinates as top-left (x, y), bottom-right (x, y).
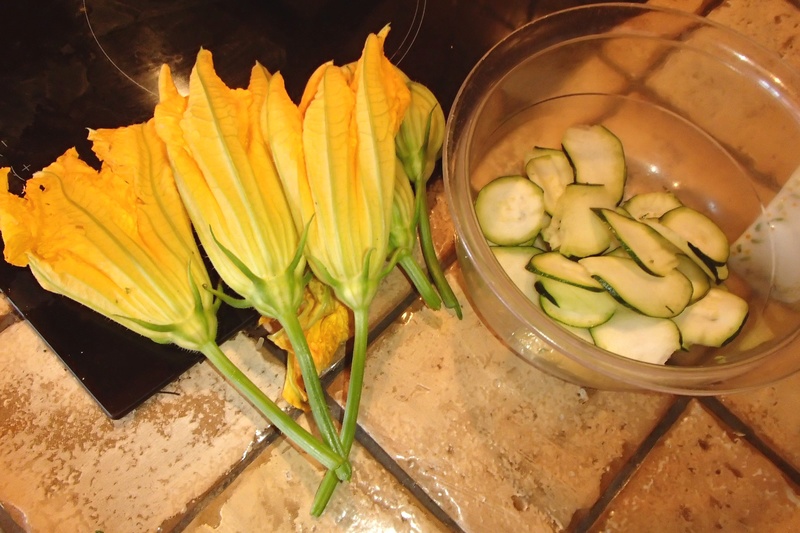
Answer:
top-left (326, 398), bottom-right (466, 532)
top-left (326, 288), bottom-right (468, 531)
top-left (571, 395), bottom-right (692, 532)
top-left (354, 422), bottom-right (466, 532)
top-left (169, 424), bottom-right (286, 532)
top-left (699, 396), bottom-right (800, 487)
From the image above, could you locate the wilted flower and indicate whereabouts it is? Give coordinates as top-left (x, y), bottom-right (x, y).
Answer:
top-left (264, 278), bottom-right (350, 410)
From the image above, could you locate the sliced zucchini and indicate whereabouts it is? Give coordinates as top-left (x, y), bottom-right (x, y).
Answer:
top-left (540, 211), bottom-right (562, 249)
top-left (640, 218), bottom-right (718, 280)
top-left (524, 148), bottom-right (574, 215)
top-left (562, 124), bottom-right (627, 204)
top-left (532, 231), bottom-right (550, 251)
top-left (475, 175), bottom-right (546, 246)
top-left (473, 123), bottom-right (743, 358)
top-left (527, 251), bottom-right (604, 291)
top-left (621, 191), bottom-right (683, 220)
top-left (492, 246), bottom-right (544, 300)
top-left (579, 255), bottom-right (693, 318)
top-left (594, 208), bottom-right (680, 276)
top-left (535, 277), bottom-right (617, 328)
top-left (715, 263), bottom-right (729, 282)
top-left (590, 305), bottom-right (681, 365)
top-left (562, 324), bottom-right (595, 344)
top-left (659, 206), bottom-right (730, 266)
top-left (675, 253), bottom-right (711, 304)
top-left (671, 287), bottom-right (749, 349)
top-left (546, 183), bottom-right (616, 258)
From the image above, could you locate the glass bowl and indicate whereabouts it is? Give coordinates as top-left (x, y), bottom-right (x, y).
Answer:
top-left (443, 3), bottom-right (800, 394)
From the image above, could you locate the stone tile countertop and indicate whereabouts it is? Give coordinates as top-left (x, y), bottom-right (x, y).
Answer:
top-left (2, 0), bottom-right (800, 532)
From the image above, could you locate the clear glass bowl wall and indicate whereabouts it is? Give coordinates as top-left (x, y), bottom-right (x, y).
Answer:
top-left (444, 3), bottom-right (800, 394)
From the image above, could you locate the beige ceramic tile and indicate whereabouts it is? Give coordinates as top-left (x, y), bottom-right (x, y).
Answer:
top-left (643, 37), bottom-right (796, 197)
top-left (427, 177), bottom-right (456, 259)
top-left (640, 0), bottom-right (800, 191)
top-left (184, 414), bottom-right (448, 532)
top-left (328, 267), bottom-right (674, 532)
top-left (721, 371), bottom-right (800, 471)
top-left (0, 325), bottom-right (290, 532)
top-left (0, 294), bottom-right (16, 334)
top-left (367, 260), bottom-right (415, 327)
top-left (591, 400), bottom-right (800, 532)
top-left (709, 0), bottom-right (800, 71)
top-left (600, 1), bottom-right (707, 79)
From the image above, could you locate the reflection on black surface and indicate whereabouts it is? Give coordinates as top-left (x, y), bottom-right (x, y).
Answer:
top-left (0, 0), bottom-right (616, 418)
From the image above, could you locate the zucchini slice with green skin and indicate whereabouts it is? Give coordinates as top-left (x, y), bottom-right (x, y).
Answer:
top-left (545, 183), bottom-right (616, 258)
top-left (659, 206), bottom-right (730, 266)
top-left (492, 246), bottom-right (544, 299)
top-left (562, 124), bottom-right (627, 204)
top-left (563, 324), bottom-right (595, 344)
top-left (640, 218), bottom-right (720, 281)
top-left (527, 251), bottom-right (604, 291)
top-left (535, 277), bottom-right (617, 328)
top-left (475, 175), bottom-right (547, 246)
top-left (671, 287), bottom-right (748, 349)
top-left (524, 148), bottom-right (574, 215)
top-left (594, 208), bottom-right (680, 276)
top-left (621, 191), bottom-right (683, 220)
top-left (579, 255), bottom-right (693, 318)
top-left (675, 253), bottom-right (711, 304)
top-left (590, 305), bottom-right (681, 364)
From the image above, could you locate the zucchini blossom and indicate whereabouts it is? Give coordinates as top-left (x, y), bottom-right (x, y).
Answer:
top-left (0, 122), bottom-right (344, 473)
top-left (267, 26), bottom-right (410, 514)
top-left (154, 50), bottom-right (350, 479)
top-left (389, 160), bottom-right (441, 310)
top-left (396, 80), bottom-right (462, 318)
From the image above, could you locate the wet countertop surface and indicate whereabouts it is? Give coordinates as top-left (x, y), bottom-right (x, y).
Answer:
top-left (1, 0), bottom-right (800, 531)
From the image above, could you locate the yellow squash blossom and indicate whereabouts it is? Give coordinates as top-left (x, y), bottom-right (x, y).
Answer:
top-left (154, 50), bottom-right (349, 478)
top-left (0, 122), bottom-right (345, 473)
top-left (268, 26), bottom-right (410, 515)
top-left (269, 28), bottom-right (410, 309)
top-left (0, 122), bottom-right (212, 348)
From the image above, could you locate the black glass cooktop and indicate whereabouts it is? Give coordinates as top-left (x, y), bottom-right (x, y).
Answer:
top-left (0, 0), bottom-right (626, 419)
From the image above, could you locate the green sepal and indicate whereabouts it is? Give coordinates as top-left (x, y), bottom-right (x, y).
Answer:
top-left (209, 226), bottom-right (263, 288)
top-left (203, 284), bottom-right (252, 309)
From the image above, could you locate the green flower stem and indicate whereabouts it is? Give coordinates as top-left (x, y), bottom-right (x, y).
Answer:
top-left (278, 313), bottom-right (351, 481)
top-left (199, 341), bottom-right (348, 478)
top-left (415, 184), bottom-right (463, 319)
top-left (398, 251), bottom-right (441, 310)
top-left (310, 306), bottom-right (370, 516)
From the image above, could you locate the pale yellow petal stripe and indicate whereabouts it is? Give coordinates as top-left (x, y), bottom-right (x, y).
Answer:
top-left (266, 72), bottom-right (316, 236)
top-left (303, 64), bottom-right (360, 281)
